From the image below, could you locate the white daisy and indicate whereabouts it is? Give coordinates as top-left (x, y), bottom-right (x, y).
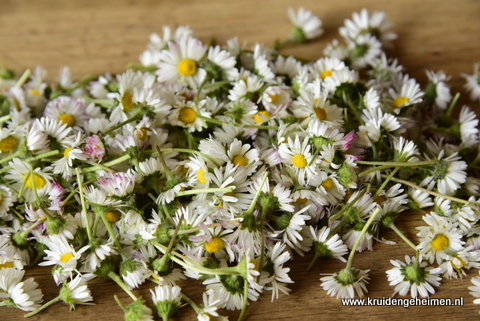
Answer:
top-left (320, 267), bottom-right (370, 299)
top-left (39, 234), bottom-right (89, 276)
top-left (288, 7), bottom-right (323, 41)
top-left (60, 275), bottom-right (94, 310)
top-left (386, 255), bottom-right (441, 298)
top-left (0, 267), bottom-right (43, 312)
top-left (156, 36), bottom-right (207, 88)
top-left (310, 226), bottom-right (348, 262)
top-left (425, 70), bottom-right (452, 109)
top-left (150, 284), bottom-right (182, 319)
top-left (462, 63), bottom-right (480, 102)
top-left (278, 136), bottom-right (315, 186)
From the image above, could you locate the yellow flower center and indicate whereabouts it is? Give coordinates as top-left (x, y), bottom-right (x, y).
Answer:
top-left (135, 128), bottom-right (149, 140)
top-left (451, 257), bottom-right (466, 270)
top-left (60, 252), bottom-right (74, 263)
top-left (0, 261), bottom-right (14, 269)
top-left (196, 169), bottom-right (208, 185)
top-left (294, 197), bottom-right (308, 204)
top-left (254, 111), bottom-right (271, 124)
top-left (321, 178), bottom-right (334, 192)
top-left (23, 173), bottom-right (46, 190)
top-left (122, 92), bottom-right (134, 112)
top-left (320, 70), bottom-right (333, 79)
top-left (204, 237), bottom-right (224, 253)
top-left (292, 154), bottom-right (307, 168)
top-left (392, 96), bottom-right (410, 109)
top-left (431, 234), bottom-right (449, 251)
top-left (63, 147), bottom-right (73, 157)
top-left (267, 93), bottom-right (279, 104)
top-left (106, 210), bottom-right (121, 223)
top-left (59, 113), bottom-right (75, 127)
top-left (233, 155), bottom-right (248, 167)
top-left (179, 107), bottom-right (197, 124)
top-left (29, 89), bottom-right (41, 96)
top-left (314, 107), bottom-right (327, 120)
top-left (374, 195), bottom-right (386, 204)
top-left (177, 59), bottom-right (197, 76)
top-left (0, 136), bottom-right (18, 153)
top-left (250, 259), bottom-right (260, 272)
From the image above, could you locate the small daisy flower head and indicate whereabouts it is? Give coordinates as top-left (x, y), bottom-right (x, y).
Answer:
top-left (386, 255), bottom-right (441, 298)
top-left (169, 100), bottom-right (211, 132)
top-left (347, 34), bottom-right (383, 70)
top-left (288, 7), bottom-right (323, 42)
top-left (39, 234), bottom-right (89, 277)
top-left (439, 246), bottom-right (480, 279)
top-left (43, 96), bottom-right (89, 130)
top-left (320, 267), bottom-right (370, 299)
top-left (0, 185), bottom-right (17, 219)
top-left (156, 36), bottom-right (207, 88)
top-left (150, 284), bottom-right (182, 320)
top-left (96, 170), bottom-right (136, 199)
top-left (196, 292), bottom-right (228, 321)
top-left (260, 242), bottom-right (293, 302)
top-left (59, 275), bottom-right (94, 310)
top-left (0, 127), bottom-right (24, 155)
top-left (462, 63), bottom-right (480, 102)
top-left (278, 136), bottom-right (315, 186)
top-left (424, 70), bottom-right (452, 109)
top-left (84, 135), bottom-right (106, 161)
top-left (417, 212), bottom-right (465, 264)
top-left (310, 226), bottom-right (348, 262)
top-left (5, 158), bottom-right (53, 203)
top-left (339, 8), bottom-right (397, 47)
top-left (388, 77), bottom-right (423, 113)
top-left (420, 151), bottom-right (467, 196)
top-left (0, 267), bottom-right (44, 312)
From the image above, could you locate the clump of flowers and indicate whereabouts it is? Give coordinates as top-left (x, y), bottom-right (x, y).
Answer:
top-left (1, 6), bottom-right (480, 319)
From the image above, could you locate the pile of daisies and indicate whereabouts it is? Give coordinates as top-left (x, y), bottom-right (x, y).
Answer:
top-left (2, 7), bottom-right (480, 320)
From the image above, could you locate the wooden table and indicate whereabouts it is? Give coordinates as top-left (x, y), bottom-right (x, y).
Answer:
top-left (1, 0), bottom-right (480, 320)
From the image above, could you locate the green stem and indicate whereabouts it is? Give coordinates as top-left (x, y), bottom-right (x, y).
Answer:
top-left (237, 272), bottom-right (250, 321)
top-left (203, 80), bottom-right (231, 90)
top-left (76, 168), bottom-right (93, 242)
top-left (151, 241), bottom-right (240, 276)
top-left (198, 115), bottom-right (223, 125)
top-left (113, 295), bottom-right (127, 312)
top-left (65, 74), bottom-right (100, 95)
top-left (0, 150), bottom-right (21, 165)
top-left (388, 223), bottom-right (418, 252)
top-left (98, 210), bottom-right (127, 260)
top-left (245, 171), bottom-right (269, 215)
top-left (19, 218), bottom-right (46, 239)
top-left (175, 187), bottom-right (233, 197)
top-left (445, 92), bottom-right (460, 117)
top-left (0, 115), bottom-right (11, 123)
top-left (346, 208), bottom-right (380, 271)
top-left (372, 167), bottom-right (400, 199)
top-left (384, 175), bottom-right (471, 205)
top-left (172, 220), bottom-right (240, 235)
top-left (108, 271), bottom-right (138, 301)
top-left (24, 296), bottom-right (61, 318)
top-left (154, 148), bottom-right (219, 167)
top-left (181, 293), bottom-right (201, 314)
top-left (81, 159), bottom-right (116, 172)
top-left (104, 114), bottom-right (142, 135)
top-left (358, 160), bottom-right (439, 177)
top-left (127, 64), bottom-right (157, 72)
top-left (83, 154), bottom-right (131, 173)
top-left (15, 69), bottom-right (31, 88)
top-left (63, 178), bottom-right (97, 203)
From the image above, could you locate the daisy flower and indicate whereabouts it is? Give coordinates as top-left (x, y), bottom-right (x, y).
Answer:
top-left (388, 77), bottom-right (423, 113)
top-left (196, 292), bottom-right (228, 321)
top-left (0, 185), bottom-right (17, 219)
top-left (59, 275), bottom-right (94, 310)
top-left (43, 96), bottom-right (89, 130)
top-left (288, 7), bottom-right (323, 42)
top-left (150, 285), bottom-right (182, 320)
top-left (96, 170), bottom-right (136, 199)
top-left (0, 267), bottom-right (43, 312)
top-left (207, 45), bottom-right (239, 81)
top-left (39, 234), bottom-right (89, 279)
top-left (310, 57), bottom-right (346, 80)
top-left (348, 34), bottom-right (383, 69)
top-left (260, 242), bottom-right (293, 302)
top-left (310, 226), bottom-right (348, 262)
top-left (417, 212), bottom-right (465, 264)
top-left (5, 158), bottom-right (53, 203)
top-left (339, 8), bottom-right (397, 46)
top-left (156, 36), bottom-right (207, 88)
top-left (278, 136), bottom-right (315, 186)
top-left (462, 63), bottom-right (480, 102)
top-left (270, 206), bottom-right (311, 254)
top-left (320, 267), bottom-right (370, 299)
top-left (168, 100), bottom-right (211, 133)
top-left (425, 70), bottom-right (452, 109)
top-left (386, 255), bottom-right (441, 298)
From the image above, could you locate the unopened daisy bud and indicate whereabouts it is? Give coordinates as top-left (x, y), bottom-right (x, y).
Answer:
top-left (124, 298), bottom-right (154, 321)
top-left (84, 135), bottom-right (105, 161)
top-left (59, 275), bottom-right (94, 310)
top-left (46, 215), bottom-right (67, 235)
top-left (150, 285), bottom-right (182, 320)
top-left (337, 162), bottom-right (357, 188)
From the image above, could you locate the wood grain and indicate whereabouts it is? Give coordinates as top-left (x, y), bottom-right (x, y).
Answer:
top-left (1, 0), bottom-right (480, 320)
